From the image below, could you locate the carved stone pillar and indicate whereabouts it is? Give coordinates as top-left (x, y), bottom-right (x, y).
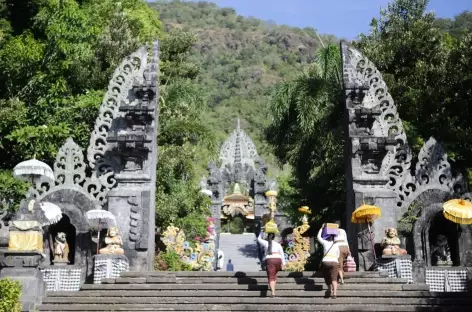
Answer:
top-left (87, 42), bottom-right (160, 271)
top-left (341, 42), bottom-right (411, 271)
top-left (0, 251), bottom-right (45, 310)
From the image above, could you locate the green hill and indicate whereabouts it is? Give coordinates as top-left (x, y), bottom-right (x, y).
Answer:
top-left (149, 0), bottom-right (338, 175)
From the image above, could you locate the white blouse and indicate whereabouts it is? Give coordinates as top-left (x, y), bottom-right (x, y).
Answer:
top-left (257, 232), bottom-right (286, 265)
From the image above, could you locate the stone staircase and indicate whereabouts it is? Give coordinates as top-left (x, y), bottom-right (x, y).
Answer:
top-left (37, 271), bottom-right (472, 311)
top-left (219, 234), bottom-right (260, 272)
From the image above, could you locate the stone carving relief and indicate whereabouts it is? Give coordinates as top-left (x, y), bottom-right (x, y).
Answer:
top-left (253, 158), bottom-right (268, 216)
top-left (396, 137), bottom-right (465, 213)
top-left (208, 163), bottom-right (223, 217)
top-left (342, 42), bottom-right (411, 186)
top-left (30, 138), bottom-right (114, 206)
top-left (87, 47), bottom-right (144, 169)
top-left (128, 196), bottom-right (141, 244)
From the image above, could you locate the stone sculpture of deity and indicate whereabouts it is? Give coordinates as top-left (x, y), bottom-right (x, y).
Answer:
top-left (53, 232), bottom-right (69, 262)
top-left (431, 234), bottom-right (453, 266)
top-left (99, 226), bottom-right (124, 255)
top-left (380, 228), bottom-right (407, 256)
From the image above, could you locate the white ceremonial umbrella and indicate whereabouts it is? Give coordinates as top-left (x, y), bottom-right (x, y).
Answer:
top-left (38, 202), bottom-right (63, 226)
top-left (13, 159), bottom-right (55, 183)
top-left (85, 209), bottom-right (117, 254)
top-left (200, 188), bottom-right (212, 197)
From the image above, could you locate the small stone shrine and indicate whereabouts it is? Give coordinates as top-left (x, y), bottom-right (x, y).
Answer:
top-left (0, 41), bottom-right (160, 304)
top-left (206, 120), bottom-right (270, 235)
top-left (0, 199), bottom-right (46, 310)
top-left (204, 120), bottom-right (292, 268)
top-left (341, 41), bottom-right (472, 290)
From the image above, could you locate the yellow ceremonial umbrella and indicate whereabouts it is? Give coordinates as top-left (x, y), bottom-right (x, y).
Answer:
top-left (351, 204), bottom-right (382, 262)
top-left (351, 204), bottom-right (381, 223)
top-left (443, 199), bottom-right (472, 225)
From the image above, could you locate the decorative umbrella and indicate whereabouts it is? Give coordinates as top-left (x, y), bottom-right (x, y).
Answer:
top-left (85, 209), bottom-right (117, 254)
top-left (36, 201), bottom-right (63, 226)
top-left (13, 159), bottom-right (55, 183)
top-left (443, 199), bottom-right (472, 225)
top-left (200, 188), bottom-right (212, 197)
top-left (351, 204), bottom-right (382, 262)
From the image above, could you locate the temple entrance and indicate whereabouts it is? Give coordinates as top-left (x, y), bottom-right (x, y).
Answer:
top-left (222, 215), bottom-right (254, 234)
top-left (429, 211), bottom-right (460, 266)
top-left (48, 214), bottom-right (76, 265)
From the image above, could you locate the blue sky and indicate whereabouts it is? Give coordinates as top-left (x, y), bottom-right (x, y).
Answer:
top-left (175, 0), bottom-right (472, 39)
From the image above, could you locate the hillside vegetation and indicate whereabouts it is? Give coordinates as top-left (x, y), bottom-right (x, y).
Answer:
top-left (150, 0), bottom-right (338, 174)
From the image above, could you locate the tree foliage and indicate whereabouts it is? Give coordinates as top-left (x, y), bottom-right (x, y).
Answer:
top-left (0, 277), bottom-right (21, 312)
top-left (267, 0), bottom-right (472, 223)
top-left (155, 30), bottom-right (216, 239)
top-left (151, 0), bottom-right (339, 175)
top-left (0, 0), bottom-right (163, 207)
top-left (266, 44), bottom-right (345, 222)
top-left (356, 0), bottom-right (472, 175)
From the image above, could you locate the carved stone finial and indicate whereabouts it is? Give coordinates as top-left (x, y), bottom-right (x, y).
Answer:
top-left (395, 137), bottom-right (465, 212)
top-left (219, 123), bottom-right (258, 170)
top-left (31, 137), bottom-right (114, 205)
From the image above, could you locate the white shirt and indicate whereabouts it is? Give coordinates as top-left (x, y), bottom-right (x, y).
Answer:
top-left (335, 228), bottom-right (349, 247)
top-left (317, 228), bottom-right (340, 263)
top-left (257, 233), bottom-right (286, 265)
top-left (217, 250), bottom-right (224, 269)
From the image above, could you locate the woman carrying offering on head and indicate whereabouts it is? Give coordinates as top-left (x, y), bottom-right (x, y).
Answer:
top-left (317, 224), bottom-right (340, 299)
top-left (334, 227), bottom-right (350, 284)
top-left (257, 231), bottom-right (286, 298)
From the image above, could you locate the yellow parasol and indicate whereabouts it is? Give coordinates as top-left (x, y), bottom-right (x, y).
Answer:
top-left (443, 199), bottom-right (472, 225)
top-left (298, 206), bottom-right (312, 214)
top-left (351, 204), bottom-right (381, 223)
top-left (351, 204), bottom-right (382, 262)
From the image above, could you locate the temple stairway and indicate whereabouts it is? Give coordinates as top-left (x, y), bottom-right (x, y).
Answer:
top-left (37, 271), bottom-right (472, 311)
top-left (218, 234), bottom-right (260, 272)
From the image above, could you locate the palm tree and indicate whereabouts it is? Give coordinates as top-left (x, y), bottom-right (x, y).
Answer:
top-left (266, 44), bottom-right (346, 222)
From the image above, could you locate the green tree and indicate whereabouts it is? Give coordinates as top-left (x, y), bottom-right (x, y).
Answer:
top-left (155, 30), bottom-right (216, 239)
top-left (356, 0), bottom-right (472, 178)
top-left (0, 0), bottom-right (162, 206)
top-left (266, 44), bottom-right (345, 222)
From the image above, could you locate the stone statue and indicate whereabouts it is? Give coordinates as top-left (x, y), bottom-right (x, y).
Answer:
top-left (380, 228), bottom-right (407, 256)
top-left (53, 232), bottom-right (69, 262)
top-left (99, 226), bottom-right (124, 255)
top-left (431, 234), bottom-right (453, 266)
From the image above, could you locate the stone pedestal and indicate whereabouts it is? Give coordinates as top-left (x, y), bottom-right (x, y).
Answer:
top-left (40, 266), bottom-right (82, 291)
top-left (375, 255), bottom-right (413, 283)
top-left (93, 254), bottom-right (129, 284)
top-left (426, 266), bottom-right (469, 292)
top-left (0, 251), bottom-right (45, 311)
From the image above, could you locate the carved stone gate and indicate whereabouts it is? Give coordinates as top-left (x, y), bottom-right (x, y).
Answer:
top-left (341, 42), bottom-right (472, 278)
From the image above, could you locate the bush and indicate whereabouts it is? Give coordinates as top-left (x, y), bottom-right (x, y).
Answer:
top-left (154, 250), bottom-right (193, 271)
top-left (0, 277), bottom-right (22, 312)
top-left (230, 217), bottom-right (244, 234)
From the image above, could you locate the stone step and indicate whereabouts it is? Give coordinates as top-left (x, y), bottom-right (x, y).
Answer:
top-left (38, 298), bottom-right (471, 312)
top-left (80, 283), bottom-right (427, 291)
top-left (218, 234), bottom-right (259, 271)
top-left (38, 296), bottom-right (472, 305)
top-left (43, 290), bottom-right (469, 299)
top-left (71, 283), bottom-right (429, 291)
top-left (36, 303), bottom-right (472, 312)
top-left (120, 271), bottom-right (390, 278)
top-left (100, 276), bottom-right (409, 284)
